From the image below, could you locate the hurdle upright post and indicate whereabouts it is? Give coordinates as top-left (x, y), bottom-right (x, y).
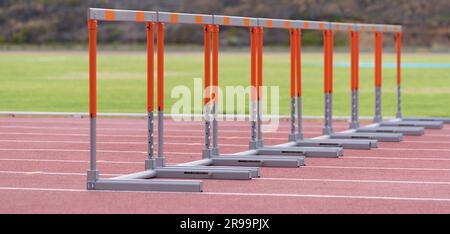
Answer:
top-left (145, 22), bottom-right (155, 170)
top-left (87, 19), bottom-right (99, 189)
top-left (295, 28), bottom-right (303, 140)
top-left (323, 29), bottom-right (334, 135)
top-left (202, 24), bottom-right (212, 159)
top-left (256, 26), bottom-right (264, 147)
top-left (156, 22), bottom-right (165, 167)
top-left (249, 27), bottom-right (258, 149)
top-left (396, 32), bottom-right (402, 118)
top-left (350, 30), bottom-right (360, 129)
top-left (288, 28), bottom-right (297, 142)
top-left (374, 31), bottom-right (383, 123)
top-left (211, 24), bottom-right (220, 156)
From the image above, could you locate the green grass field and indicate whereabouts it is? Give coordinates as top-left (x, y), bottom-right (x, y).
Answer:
top-left (0, 50), bottom-right (449, 117)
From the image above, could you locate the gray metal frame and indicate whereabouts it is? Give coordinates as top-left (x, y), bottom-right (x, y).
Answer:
top-left (349, 90), bottom-right (359, 129)
top-left (379, 119), bottom-right (443, 129)
top-left (373, 87), bottom-right (382, 123)
top-left (402, 117), bottom-right (450, 124)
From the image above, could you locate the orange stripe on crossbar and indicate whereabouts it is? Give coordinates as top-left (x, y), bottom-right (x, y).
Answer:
top-left (195, 15), bottom-right (203, 24)
top-left (384, 25), bottom-right (388, 32)
top-left (170, 14), bottom-right (179, 23)
top-left (266, 19), bottom-right (273, 28)
top-left (135, 11), bottom-right (145, 22)
top-left (105, 10), bottom-right (115, 21)
top-left (284, 21), bottom-right (291, 28)
top-left (335, 24), bottom-right (340, 31)
top-left (361, 25), bottom-right (366, 32)
top-left (347, 24), bottom-right (352, 31)
top-left (319, 22), bottom-right (325, 30)
top-left (223, 16), bottom-right (230, 25)
top-left (243, 18), bottom-right (250, 27)
top-left (303, 22), bottom-right (309, 29)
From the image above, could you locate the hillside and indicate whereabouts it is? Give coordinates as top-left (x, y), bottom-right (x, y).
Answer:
top-left (0, 0), bottom-right (449, 47)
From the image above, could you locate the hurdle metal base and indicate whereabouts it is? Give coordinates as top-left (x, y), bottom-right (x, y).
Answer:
top-left (87, 169), bottom-right (203, 192)
top-left (401, 117), bottom-right (450, 124)
top-left (212, 155), bottom-right (305, 167)
top-left (155, 165), bottom-right (259, 179)
top-left (329, 132), bottom-right (403, 142)
top-left (380, 119), bottom-right (443, 129)
top-left (89, 178), bottom-right (203, 192)
top-left (356, 126), bottom-right (424, 136)
top-left (252, 146), bottom-right (343, 158)
top-left (295, 138), bottom-right (377, 150)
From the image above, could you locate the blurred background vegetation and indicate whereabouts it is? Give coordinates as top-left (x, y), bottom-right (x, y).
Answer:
top-left (0, 0), bottom-right (449, 117)
top-left (0, 0), bottom-right (449, 50)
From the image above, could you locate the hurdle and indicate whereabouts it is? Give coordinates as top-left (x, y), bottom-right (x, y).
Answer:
top-left (280, 22), bottom-right (379, 149)
top-left (327, 24), bottom-right (404, 142)
top-left (378, 32), bottom-right (446, 128)
top-left (366, 30), bottom-right (441, 131)
top-left (185, 19), bottom-right (304, 168)
top-left (86, 9), bottom-right (268, 193)
top-left (349, 26), bottom-right (431, 136)
top-left (85, 7), bottom-right (447, 192)
top-left (226, 20), bottom-right (344, 158)
top-left (322, 24), bottom-right (424, 141)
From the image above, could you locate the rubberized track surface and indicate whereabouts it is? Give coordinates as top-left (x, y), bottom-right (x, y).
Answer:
top-left (1, 116), bottom-right (450, 213)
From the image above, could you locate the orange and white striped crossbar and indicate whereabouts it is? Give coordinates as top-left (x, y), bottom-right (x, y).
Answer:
top-left (87, 8), bottom-right (402, 33)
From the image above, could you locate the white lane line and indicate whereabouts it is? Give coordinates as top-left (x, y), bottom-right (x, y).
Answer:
top-left (1, 157), bottom-right (450, 171)
top-left (0, 132), bottom-right (291, 141)
top-left (307, 165), bottom-right (450, 171)
top-left (2, 148), bottom-right (450, 161)
top-left (0, 139), bottom-right (247, 147)
top-left (375, 148), bottom-right (450, 152)
top-left (0, 125), bottom-right (352, 136)
top-left (0, 125), bottom-right (295, 134)
top-left (202, 192), bottom-right (450, 202)
top-left (346, 156), bottom-right (450, 161)
top-left (0, 148), bottom-right (200, 155)
top-left (0, 170), bottom-right (120, 177)
top-left (2, 139), bottom-right (450, 152)
top-left (257, 177), bottom-right (450, 185)
top-left (0, 148), bottom-right (146, 154)
top-left (403, 141), bottom-right (450, 144)
top-left (5, 168), bottom-right (450, 186)
top-left (2, 132), bottom-right (449, 144)
top-left (0, 119), bottom-right (348, 127)
top-left (3, 170), bottom-right (450, 186)
top-left (0, 158), bottom-right (141, 164)
top-left (1, 186), bottom-right (450, 202)
top-left (4, 153), bottom-right (450, 162)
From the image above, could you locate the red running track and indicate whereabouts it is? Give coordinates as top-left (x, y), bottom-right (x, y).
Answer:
top-left (1, 116), bottom-right (450, 214)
